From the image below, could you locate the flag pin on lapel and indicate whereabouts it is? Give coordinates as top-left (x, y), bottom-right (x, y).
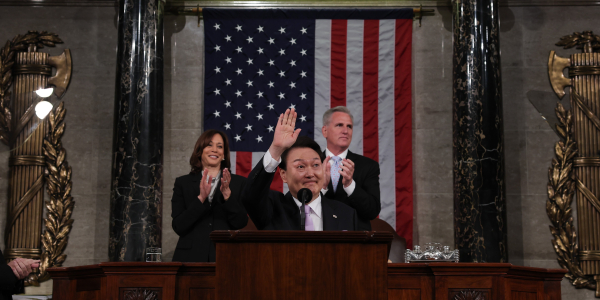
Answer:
top-left (333, 215), bottom-right (338, 218)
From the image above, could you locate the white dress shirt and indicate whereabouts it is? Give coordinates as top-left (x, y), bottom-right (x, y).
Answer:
top-left (263, 150), bottom-right (324, 231)
top-left (321, 148), bottom-right (356, 196)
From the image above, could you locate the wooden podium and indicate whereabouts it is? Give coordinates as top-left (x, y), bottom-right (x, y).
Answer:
top-left (47, 231), bottom-right (566, 300)
top-left (210, 230), bottom-right (392, 300)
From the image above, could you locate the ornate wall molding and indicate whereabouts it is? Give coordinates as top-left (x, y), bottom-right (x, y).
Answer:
top-left (0, 0), bottom-right (599, 7)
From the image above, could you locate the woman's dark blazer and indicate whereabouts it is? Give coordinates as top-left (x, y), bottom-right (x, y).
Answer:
top-left (171, 171), bottom-right (248, 262)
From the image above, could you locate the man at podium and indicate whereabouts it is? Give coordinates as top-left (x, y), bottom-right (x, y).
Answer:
top-left (242, 108), bottom-right (358, 231)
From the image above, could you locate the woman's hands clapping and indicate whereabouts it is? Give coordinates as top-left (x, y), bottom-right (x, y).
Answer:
top-left (198, 169), bottom-right (211, 203)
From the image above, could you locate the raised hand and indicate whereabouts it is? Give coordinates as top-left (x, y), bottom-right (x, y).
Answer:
top-left (322, 156), bottom-right (331, 190)
top-left (8, 258), bottom-right (40, 280)
top-left (220, 168), bottom-right (232, 200)
top-left (268, 108), bottom-right (302, 160)
top-left (198, 169), bottom-right (212, 203)
top-left (340, 158), bottom-right (355, 188)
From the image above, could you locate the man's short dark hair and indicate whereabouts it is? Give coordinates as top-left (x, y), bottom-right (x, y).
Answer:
top-left (280, 136), bottom-right (325, 171)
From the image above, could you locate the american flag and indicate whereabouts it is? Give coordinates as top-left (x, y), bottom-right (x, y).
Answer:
top-left (203, 8), bottom-right (414, 247)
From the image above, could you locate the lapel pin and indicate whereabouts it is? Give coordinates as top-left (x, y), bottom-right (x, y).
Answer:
top-left (333, 215), bottom-right (338, 218)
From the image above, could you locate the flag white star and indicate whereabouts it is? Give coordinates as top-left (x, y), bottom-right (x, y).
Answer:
top-left (268, 81), bottom-right (275, 88)
top-left (214, 23), bottom-right (221, 30)
top-left (279, 49), bottom-right (286, 55)
top-left (246, 36), bottom-right (254, 43)
top-left (225, 57), bottom-right (232, 64)
top-left (236, 68), bottom-right (243, 75)
top-left (299, 93), bottom-right (307, 100)
top-left (235, 90), bottom-right (243, 97)
top-left (268, 59), bottom-right (275, 66)
top-left (289, 103), bottom-right (296, 109)
top-left (278, 27), bottom-right (286, 34)
top-left (236, 46), bottom-right (243, 53)
top-left (300, 49), bottom-right (307, 56)
top-left (246, 58), bottom-right (253, 65)
top-left (246, 80), bottom-right (253, 87)
top-left (299, 115), bottom-right (307, 122)
top-left (236, 24), bottom-right (243, 31)
top-left (225, 79), bottom-right (232, 85)
top-left (224, 35), bottom-right (232, 42)
top-left (234, 134), bottom-right (242, 141)
top-left (300, 27), bottom-right (307, 34)
top-left (300, 71), bottom-right (307, 78)
top-left (267, 103), bottom-right (275, 110)
top-left (256, 113), bottom-right (264, 120)
top-left (278, 70), bottom-right (285, 77)
top-left (257, 25), bottom-right (264, 32)
top-left (268, 37), bottom-right (275, 44)
top-left (267, 125), bottom-right (274, 132)
top-left (214, 66), bottom-right (221, 73)
top-left (235, 112), bottom-right (242, 119)
top-left (278, 92), bottom-right (285, 100)
top-left (256, 135), bottom-right (263, 142)
top-left (246, 124), bottom-right (253, 131)
top-left (246, 102), bottom-right (253, 109)
top-left (289, 60), bottom-right (296, 67)
top-left (224, 123), bottom-right (231, 130)
top-left (214, 45), bottom-right (221, 52)
top-left (257, 47), bottom-right (264, 54)
top-left (290, 38), bottom-right (297, 45)
top-left (214, 88), bottom-right (221, 95)
top-left (289, 82), bottom-right (296, 89)
top-left (257, 69), bottom-right (264, 76)
top-left (257, 91), bottom-right (264, 98)
top-left (224, 101), bottom-right (232, 107)
top-left (213, 110), bottom-right (220, 117)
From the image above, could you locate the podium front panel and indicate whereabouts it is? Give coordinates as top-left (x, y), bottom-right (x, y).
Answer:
top-left (212, 231), bottom-right (392, 300)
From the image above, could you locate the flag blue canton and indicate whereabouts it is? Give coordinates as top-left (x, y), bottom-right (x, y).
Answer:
top-left (203, 17), bottom-right (315, 152)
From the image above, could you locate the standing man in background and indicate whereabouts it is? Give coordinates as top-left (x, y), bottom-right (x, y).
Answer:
top-left (321, 106), bottom-right (381, 231)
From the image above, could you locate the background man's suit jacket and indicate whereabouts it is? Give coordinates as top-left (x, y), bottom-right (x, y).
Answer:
top-left (0, 249), bottom-right (23, 300)
top-left (171, 172), bottom-right (248, 262)
top-left (324, 150), bottom-right (381, 231)
top-left (242, 157), bottom-right (358, 231)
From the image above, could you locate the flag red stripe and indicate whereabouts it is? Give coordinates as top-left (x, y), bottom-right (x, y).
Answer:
top-left (270, 167), bottom-right (283, 192)
top-left (235, 151), bottom-right (253, 178)
top-left (394, 19), bottom-right (413, 249)
top-left (330, 19), bottom-right (347, 108)
top-left (363, 20), bottom-right (379, 162)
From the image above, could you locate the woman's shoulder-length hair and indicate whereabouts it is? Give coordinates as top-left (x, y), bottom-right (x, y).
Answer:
top-left (189, 129), bottom-right (231, 174)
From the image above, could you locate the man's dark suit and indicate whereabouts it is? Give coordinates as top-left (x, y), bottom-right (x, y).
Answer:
top-left (242, 157), bottom-right (358, 231)
top-left (171, 172), bottom-right (248, 262)
top-left (324, 150), bottom-right (381, 231)
top-left (0, 249), bottom-right (24, 300)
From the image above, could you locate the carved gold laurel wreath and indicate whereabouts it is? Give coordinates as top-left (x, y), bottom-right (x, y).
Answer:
top-left (0, 31), bottom-right (73, 286)
top-left (547, 100), bottom-right (595, 290)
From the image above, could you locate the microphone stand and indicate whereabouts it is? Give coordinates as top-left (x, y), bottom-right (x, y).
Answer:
top-left (300, 199), bottom-right (306, 230)
top-left (298, 188), bottom-right (312, 231)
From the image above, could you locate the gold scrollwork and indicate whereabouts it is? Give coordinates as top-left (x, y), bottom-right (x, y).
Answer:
top-left (23, 102), bottom-right (73, 285)
top-left (0, 31), bottom-right (62, 145)
top-left (546, 101), bottom-right (596, 290)
top-left (1, 31), bottom-right (73, 286)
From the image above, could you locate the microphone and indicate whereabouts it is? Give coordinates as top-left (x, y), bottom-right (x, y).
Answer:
top-left (297, 188), bottom-right (313, 230)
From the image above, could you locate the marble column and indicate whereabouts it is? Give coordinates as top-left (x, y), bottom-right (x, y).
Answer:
top-left (109, 0), bottom-right (164, 261)
top-left (452, 0), bottom-right (508, 262)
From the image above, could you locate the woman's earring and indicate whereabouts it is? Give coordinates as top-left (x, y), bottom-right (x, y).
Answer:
top-left (222, 158), bottom-right (225, 161)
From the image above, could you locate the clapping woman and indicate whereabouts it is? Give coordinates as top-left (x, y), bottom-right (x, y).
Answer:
top-left (171, 130), bottom-right (248, 262)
